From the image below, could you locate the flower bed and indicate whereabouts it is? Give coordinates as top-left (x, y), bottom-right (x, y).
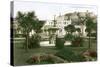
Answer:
top-left (26, 53), bottom-right (67, 64)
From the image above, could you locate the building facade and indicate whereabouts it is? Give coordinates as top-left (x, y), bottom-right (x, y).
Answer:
top-left (42, 14), bottom-right (72, 37)
top-left (42, 11), bottom-right (97, 38)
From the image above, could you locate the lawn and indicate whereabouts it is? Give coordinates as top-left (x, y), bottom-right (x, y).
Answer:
top-left (14, 42), bottom-right (58, 66)
top-left (13, 39), bottom-right (97, 66)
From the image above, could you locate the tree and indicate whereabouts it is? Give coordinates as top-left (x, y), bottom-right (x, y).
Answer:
top-left (85, 16), bottom-right (96, 49)
top-left (76, 28), bottom-right (81, 36)
top-left (77, 12), bottom-right (86, 37)
top-left (64, 24), bottom-right (76, 41)
top-left (64, 24), bottom-right (76, 34)
top-left (16, 11), bottom-right (45, 51)
top-left (29, 20), bottom-right (45, 48)
top-left (33, 20), bottom-right (45, 33)
top-left (76, 28), bottom-right (81, 33)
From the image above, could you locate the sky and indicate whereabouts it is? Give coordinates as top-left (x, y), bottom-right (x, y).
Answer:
top-left (13, 1), bottom-right (97, 20)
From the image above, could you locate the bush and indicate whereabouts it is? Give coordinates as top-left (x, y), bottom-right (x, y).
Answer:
top-left (82, 50), bottom-right (97, 58)
top-left (28, 34), bottom-right (41, 48)
top-left (26, 55), bottom-right (54, 64)
top-left (81, 49), bottom-right (97, 61)
top-left (87, 33), bottom-right (97, 40)
top-left (55, 48), bottom-right (85, 62)
top-left (87, 33), bottom-right (97, 37)
top-left (26, 53), bottom-right (66, 64)
top-left (64, 34), bottom-right (75, 41)
top-left (71, 37), bottom-right (84, 47)
top-left (55, 37), bottom-right (65, 49)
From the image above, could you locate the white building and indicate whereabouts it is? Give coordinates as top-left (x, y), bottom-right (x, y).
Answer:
top-left (42, 11), bottom-right (97, 38)
top-left (42, 14), bottom-right (72, 38)
top-left (55, 14), bottom-right (72, 36)
top-left (70, 11), bottom-right (97, 37)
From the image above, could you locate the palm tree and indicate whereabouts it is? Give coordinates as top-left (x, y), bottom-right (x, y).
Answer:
top-left (16, 11), bottom-right (43, 51)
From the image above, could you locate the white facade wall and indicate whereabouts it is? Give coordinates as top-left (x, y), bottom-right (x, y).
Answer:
top-left (42, 16), bottom-right (72, 37)
top-left (42, 11), bottom-right (97, 37)
top-left (55, 15), bottom-right (72, 36)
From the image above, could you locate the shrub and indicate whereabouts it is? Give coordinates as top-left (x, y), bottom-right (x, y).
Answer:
top-left (82, 50), bottom-right (97, 58)
top-left (55, 37), bottom-right (65, 49)
top-left (26, 53), bottom-right (66, 64)
top-left (87, 33), bottom-right (97, 40)
top-left (81, 50), bottom-right (97, 61)
top-left (64, 34), bottom-right (75, 41)
top-left (71, 37), bottom-right (84, 47)
top-left (87, 33), bottom-right (97, 37)
top-left (55, 48), bottom-right (85, 62)
top-left (47, 54), bottom-right (67, 63)
top-left (28, 34), bottom-right (41, 48)
top-left (26, 54), bottom-right (52, 64)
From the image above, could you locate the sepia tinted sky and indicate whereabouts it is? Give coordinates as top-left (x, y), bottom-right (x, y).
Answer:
top-left (14, 1), bottom-right (97, 20)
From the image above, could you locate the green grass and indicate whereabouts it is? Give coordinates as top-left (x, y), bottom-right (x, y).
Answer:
top-left (14, 42), bottom-right (58, 66)
top-left (13, 39), bottom-right (97, 66)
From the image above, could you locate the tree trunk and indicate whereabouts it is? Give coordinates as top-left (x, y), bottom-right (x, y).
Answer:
top-left (82, 24), bottom-right (84, 37)
top-left (88, 32), bottom-right (91, 49)
top-left (25, 32), bottom-right (29, 51)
